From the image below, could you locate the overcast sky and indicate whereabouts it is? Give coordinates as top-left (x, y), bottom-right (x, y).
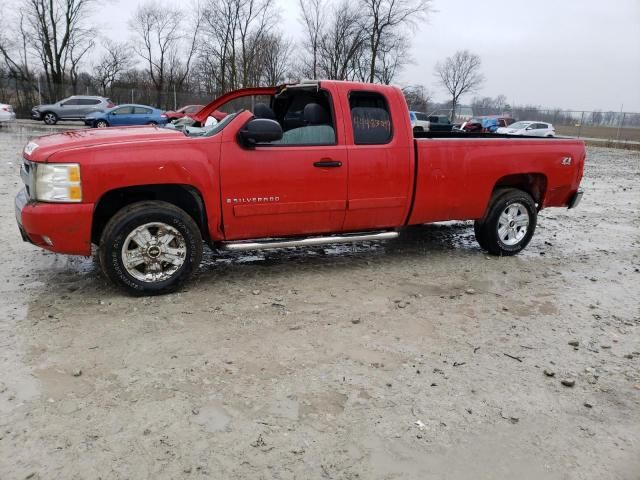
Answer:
top-left (101, 0), bottom-right (640, 111)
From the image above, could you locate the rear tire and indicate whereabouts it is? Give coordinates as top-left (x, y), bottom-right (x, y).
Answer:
top-left (43, 112), bottom-right (58, 125)
top-left (474, 189), bottom-right (537, 256)
top-left (99, 201), bottom-right (203, 295)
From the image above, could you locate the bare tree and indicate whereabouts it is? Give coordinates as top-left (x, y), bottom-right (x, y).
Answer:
top-left (317, 1), bottom-right (365, 81)
top-left (435, 50), bottom-right (484, 121)
top-left (471, 94), bottom-right (508, 116)
top-left (0, 0), bottom-right (95, 100)
top-left (67, 31), bottom-right (95, 93)
top-left (198, 0), bottom-right (277, 94)
top-left (374, 34), bottom-right (409, 84)
top-left (258, 33), bottom-right (293, 85)
top-left (298, 0), bottom-right (325, 79)
top-left (359, 0), bottom-right (432, 83)
top-left (402, 84), bottom-right (431, 112)
top-left (130, 2), bottom-right (201, 107)
top-left (94, 40), bottom-right (133, 96)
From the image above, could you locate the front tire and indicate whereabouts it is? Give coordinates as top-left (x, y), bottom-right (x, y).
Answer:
top-left (474, 189), bottom-right (537, 255)
top-left (99, 201), bottom-right (203, 295)
top-left (95, 120), bottom-right (108, 128)
top-left (43, 112), bottom-right (58, 125)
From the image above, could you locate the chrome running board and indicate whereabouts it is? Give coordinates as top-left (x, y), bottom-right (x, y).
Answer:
top-left (221, 231), bottom-right (398, 252)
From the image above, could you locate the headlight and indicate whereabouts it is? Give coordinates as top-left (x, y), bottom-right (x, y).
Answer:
top-left (35, 163), bottom-right (82, 202)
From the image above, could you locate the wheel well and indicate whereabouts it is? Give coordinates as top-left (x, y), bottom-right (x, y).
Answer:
top-left (492, 173), bottom-right (547, 207)
top-left (92, 184), bottom-right (208, 244)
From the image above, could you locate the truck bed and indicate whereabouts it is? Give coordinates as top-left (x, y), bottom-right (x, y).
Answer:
top-left (407, 135), bottom-right (585, 225)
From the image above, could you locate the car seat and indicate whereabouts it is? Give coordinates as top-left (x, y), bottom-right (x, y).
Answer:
top-left (277, 103), bottom-right (335, 145)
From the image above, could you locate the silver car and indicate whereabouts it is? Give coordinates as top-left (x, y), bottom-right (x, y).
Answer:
top-left (31, 95), bottom-right (114, 125)
top-left (0, 103), bottom-right (16, 125)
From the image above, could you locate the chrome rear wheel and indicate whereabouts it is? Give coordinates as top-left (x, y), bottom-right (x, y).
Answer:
top-left (497, 203), bottom-right (530, 246)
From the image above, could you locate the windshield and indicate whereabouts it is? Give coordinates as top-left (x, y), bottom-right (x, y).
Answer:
top-left (165, 112), bottom-right (239, 137)
top-left (508, 122), bottom-right (530, 129)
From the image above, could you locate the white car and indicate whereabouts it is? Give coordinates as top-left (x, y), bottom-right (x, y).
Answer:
top-left (497, 121), bottom-right (555, 137)
top-left (0, 103), bottom-right (16, 125)
top-left (410, 111), bottom-right (430, 132)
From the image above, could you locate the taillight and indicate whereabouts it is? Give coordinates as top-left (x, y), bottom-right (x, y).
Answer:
top-left (107, 102), bottom-right (115, 108)
top-left (1, 106), bottom-right (7, 111)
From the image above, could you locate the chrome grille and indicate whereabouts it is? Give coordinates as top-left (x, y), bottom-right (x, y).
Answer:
top-left (20, 159), bottom-right (36, 200)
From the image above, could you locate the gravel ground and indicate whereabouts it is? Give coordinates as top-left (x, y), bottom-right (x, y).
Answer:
top-left (0, 123), bottom-right (639, 479)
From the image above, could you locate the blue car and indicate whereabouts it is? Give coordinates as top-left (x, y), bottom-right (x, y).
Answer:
top-left (84, 104), bottom-right (168, 128)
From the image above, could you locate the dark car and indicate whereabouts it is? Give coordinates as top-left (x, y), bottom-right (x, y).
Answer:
top-left (164, 104), bottom-right (205, 121)
top-left (427, 115), bottom-right (454, 132)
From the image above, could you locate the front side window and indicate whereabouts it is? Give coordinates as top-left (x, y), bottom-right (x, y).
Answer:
top-left (273, 90), bottom-right (336, 146)
top-left (112, 106), bottom-right (133, 115)
top-left (349, 92), bottom-right (392, 145)
top-left (61, 98), bottom-right (80, 106)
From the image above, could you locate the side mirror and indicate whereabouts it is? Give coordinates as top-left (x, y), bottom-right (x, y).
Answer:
top-left (526, 126), bottom-right (533, 130)
top-left (238, 118), bottom-right (283, 147)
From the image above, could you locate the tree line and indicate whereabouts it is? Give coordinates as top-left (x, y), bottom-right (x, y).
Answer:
top-left (0, 0), bottom-right (432, 110)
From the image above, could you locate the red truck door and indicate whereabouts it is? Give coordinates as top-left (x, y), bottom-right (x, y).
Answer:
top-left (219, 88), bottom-right (348, 241)
top-left (338, 87), bottom-right (414, 231)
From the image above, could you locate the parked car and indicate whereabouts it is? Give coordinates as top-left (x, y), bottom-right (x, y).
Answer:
top-left (32, 96), bottom-right (114, 125)
top-left (164, 104), bottom-right (205, 121)
top-left (84, 104), bottom-right (169, 128)
top-left (497, 121), bottom-right (555, 137)
top-left (15, 80), bottom-right (585, 294)
top-left (0, 103), bottom-right (16, 125)
top-left (409, 111), bottom-right (430, 132)
top-left (427, 115), bottom-right (454, 132)
top-left (462, 116), bottom-right (516, 133)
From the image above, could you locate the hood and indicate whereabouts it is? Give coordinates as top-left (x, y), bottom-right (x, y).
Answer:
top-left (23, 126), bottom-right (183, 162)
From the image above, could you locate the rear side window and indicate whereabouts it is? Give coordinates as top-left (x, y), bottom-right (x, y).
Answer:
top-left (78, 99), bottom-right (101, 105)
top-left (349, 92), bottom-right (392, 145)
top-left (416, 113), bottom-right (428, 121)
top-left (134, 107), bottom-right (152, 114)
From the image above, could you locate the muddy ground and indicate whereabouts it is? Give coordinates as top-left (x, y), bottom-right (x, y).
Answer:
top-left (0, 123), bottom-right (638, 479)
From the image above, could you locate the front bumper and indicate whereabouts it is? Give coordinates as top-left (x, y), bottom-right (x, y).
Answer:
top-left (568, 189), bottom-right (584, 209)
top-left (15, 188), bottom-right (94, 255)
top-left (31, 110), bottom-right (42, 120)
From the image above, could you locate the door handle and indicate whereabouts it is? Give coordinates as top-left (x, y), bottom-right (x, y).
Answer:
top-left (314, 159), bottom-right (342, 168)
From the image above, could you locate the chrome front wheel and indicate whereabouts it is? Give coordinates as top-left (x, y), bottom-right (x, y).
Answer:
top-left (99, 201), bottom-right (203, 295)
top-left (121, 222), bottom-right (187, 283)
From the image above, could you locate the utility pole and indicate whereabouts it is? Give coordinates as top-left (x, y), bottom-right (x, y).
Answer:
top-left (615, 104), bottom-right (624, 144)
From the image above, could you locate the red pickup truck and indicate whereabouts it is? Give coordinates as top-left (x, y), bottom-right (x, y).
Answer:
top-left (16, 80), bottom-right (585, 294)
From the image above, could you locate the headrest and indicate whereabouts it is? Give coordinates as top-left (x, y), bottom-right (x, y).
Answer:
top-left (303, 103), bottom-right (329, 125)
top-left (254, 103), bottom-right (275, 120)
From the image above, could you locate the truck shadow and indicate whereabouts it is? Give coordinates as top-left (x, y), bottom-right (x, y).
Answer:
top-left (198, 221), bottom-right (480, 278)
